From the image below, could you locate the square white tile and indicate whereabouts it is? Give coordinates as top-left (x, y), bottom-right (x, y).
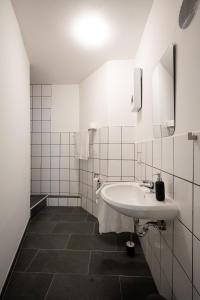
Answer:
top-left (32, 97), bottom-right (42, 109)
top-left (94, 159), bottom-right (100, 173)
top-left (108, 160), bottom-right (121, 176)
top-left (32, 121), bottom-right (42, 134)
top-left (60, 181), bottom-right (70, 193)
top-left (31, 181), bottom-right (40, 193)
top-left (51, 145), bottom-right (60, 156)
top-left (51, 157), bottom-right (59, 168)
top-left (174, 177), bottom-right (193, 230)
top-left (42, 145), bottom-right (50, 156)
top-left (122, 126), bottom-right (135, 143)
top-left (51, 181), bottom-right (59, 193)
top-left (32, 145), bottom-right (42, 157)
top-left (60, 169), bottom-right (69, 181)
top-left (59, 198), bottom-right (68, 207)
top-left (146, 165), bottom-right (153, 181)
top-left (193, 236), bottom-right (200, 294)
top-left (32, 109), bottom-right (41, 121)
top-left (100, 144), bottom-right (108, 159)
top-left (108, 144), bottom-right (121, 159)
top-left (61, 133), bottom-right (69, 144)
top-left (41, 169), bottom-right (50, 181)
top-left (42, 85), bottom-right (52, 97)
top-left (31, 169), bottom-right (41, 181)
top-left (33, 85), bottom-right (42, 97)
top-left (100, 160), bottom-right (108, 176)
top-left (109, 127), bottom-right (121, 143)
top-left (194, 184), bottom-right (200, 240)
top-left (48, 198), bottom-right (59, 206)
top-left (70, 145), bottom-right (75, 156)
top-left (60, 145), bottom-right (69, 157)
top-left (173, 258), bottom-right (192, 300)
top-left (42, 97), bottom-right (51, 109)
top-left (41, 181), bottom-right (50, 193)
top-left (174, 219), bottom-right (192, 280)
top-left (51, 168), bottom-right (59, 180)
top-left (70, 157), bottom-right (79, 169)
top-left (153, 138), bottom-right (162, 169)
top-left (70, 182), bottom-right (79, 194)
top-left (51, 132), bottom-right (60, 144)
top-left (174, 134), bottom-right (193, 182)
top-left (42, 109), bottom-right (51, 121)
top-left (42, 133), bottom-right (50, 145)
top-left (162, 136), bottom-right (174, 174)
top-left (42, 121), bottom-right (51, 133)
top-left (60, 157), bottom-right (70, 168)
top-left (122, 160), bottom-right (134, 177)
top-left (122, 144), bottom-right (134, 160)
top-left (31, 157), bottom-right (41, 169)
top-left (146, 141), bottom-right (153, 166)
top-left (70, 169), bottom-right (79, 181)
top-left (42, 157), bottom-right (50, 168)
top-left (32, 132), bottom-right (42, 144)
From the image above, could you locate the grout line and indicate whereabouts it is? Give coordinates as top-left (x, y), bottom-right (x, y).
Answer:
top-left (118, 276), bottom-right (123, 300)
top-left (44, 273), bottom-right (55, 300)
top-left (24, 249), bottom-right (40, 272)
top-left (87, 251), bottom-right (92, 275)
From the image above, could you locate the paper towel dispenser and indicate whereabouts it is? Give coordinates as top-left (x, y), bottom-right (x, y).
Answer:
top-left (131, 68), bottom-right (142, 112)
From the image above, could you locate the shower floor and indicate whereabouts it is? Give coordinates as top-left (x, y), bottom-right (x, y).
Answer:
top-left (3, 207), bottom-right (157, 300)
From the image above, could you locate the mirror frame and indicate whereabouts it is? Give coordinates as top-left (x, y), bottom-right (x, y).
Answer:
top-left (152, 44), bottom-right (176, 138)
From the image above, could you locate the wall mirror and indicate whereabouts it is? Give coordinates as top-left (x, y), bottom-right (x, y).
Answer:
top-left (152, 44), bottom-right (175, 138)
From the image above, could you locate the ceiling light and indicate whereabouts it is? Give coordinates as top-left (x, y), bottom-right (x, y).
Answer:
top-left (71, 13), bottom-right (110, 48)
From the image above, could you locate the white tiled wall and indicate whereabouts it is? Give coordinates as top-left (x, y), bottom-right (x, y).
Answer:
top-left (135, 132), bottom-right (200, 300)
top-left (30, 85), bottom-right (80, 207)
top-left (80, 126), bottom-right (136, 216)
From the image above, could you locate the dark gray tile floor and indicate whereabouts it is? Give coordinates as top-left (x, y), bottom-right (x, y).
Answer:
top-left (3, 207), bottom-right (157, 300)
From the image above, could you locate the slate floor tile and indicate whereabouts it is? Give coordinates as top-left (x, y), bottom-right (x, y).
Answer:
top-left (53, 222), bottom-right (94, 235)
top-left (71, 207), bottom-right (88, 215)
top-left (4, 272), bottom-right (52, 300)
top-left (28, 250), bottom-right (90, 274)
top-left (51, 214), bottom-right (87, 222)
top-left (46, 274), bottom-right (121, 300)
top-left (67, 234), bottom-right (117, 251)
top-left (89, 251), bottom-right (151, 276)
top-left (22, 234), bottom-right (69, 249)
top-left (14, 249), bottom-right (37, 272)
top-left (120, 276), bottom-right (158, 300)
top-left (27, 222), bottom-right (56, 234)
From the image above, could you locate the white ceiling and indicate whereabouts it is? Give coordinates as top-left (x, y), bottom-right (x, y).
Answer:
top-left (12, 0), bottom-right (153, 84)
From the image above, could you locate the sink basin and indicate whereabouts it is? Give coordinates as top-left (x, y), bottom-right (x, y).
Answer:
top-left (100, 182), bottom-right (178, 221)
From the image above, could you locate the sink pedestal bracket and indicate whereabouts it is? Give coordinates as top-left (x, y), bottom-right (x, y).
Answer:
top-left (134, 219), bottom-right (166, 237)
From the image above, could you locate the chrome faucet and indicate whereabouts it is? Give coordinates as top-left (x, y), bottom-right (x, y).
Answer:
top-left (140, 180), bottom-right (154, 192)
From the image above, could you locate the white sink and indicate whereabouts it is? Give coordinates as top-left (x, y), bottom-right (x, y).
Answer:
top-left (100, 182), bottom-right (178, 221)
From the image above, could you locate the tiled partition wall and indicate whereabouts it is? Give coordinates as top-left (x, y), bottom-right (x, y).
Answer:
top-left (135, 133), bottom-right (200, 300)
top-left (30, 84), bottom-right (80, 206)
top-left (80, 126), bottom-right (136, 216)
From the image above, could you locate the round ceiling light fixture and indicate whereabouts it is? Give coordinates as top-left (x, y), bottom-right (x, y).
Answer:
top-left (71, 13), bottom-right (110, 48)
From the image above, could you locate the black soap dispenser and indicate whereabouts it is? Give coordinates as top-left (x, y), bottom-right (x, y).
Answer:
top-left (155, 173), bottom-right (165, 201)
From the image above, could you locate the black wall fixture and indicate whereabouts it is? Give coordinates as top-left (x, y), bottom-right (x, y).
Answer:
top-left (179, 0), bottom-right (200, 29)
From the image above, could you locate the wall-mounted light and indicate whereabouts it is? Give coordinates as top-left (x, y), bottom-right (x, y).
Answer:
top-left (71, 13), bottom-right (110, 48)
